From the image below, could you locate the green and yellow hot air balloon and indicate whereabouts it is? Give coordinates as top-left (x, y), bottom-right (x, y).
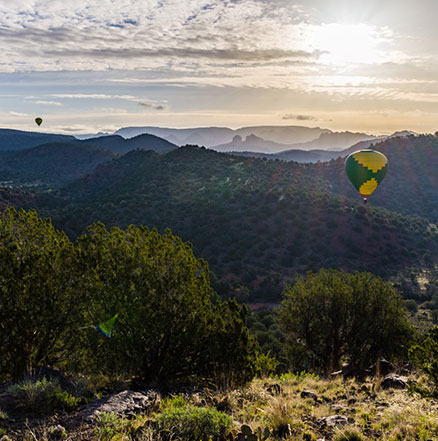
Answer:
top-left (35, 117), bottom-right (43, 127)
top-left (345, 149), bottom-right (388, 203)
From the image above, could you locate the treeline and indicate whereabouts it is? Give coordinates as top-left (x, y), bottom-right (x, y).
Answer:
top-left (2, 208), bottom-right (432, 391)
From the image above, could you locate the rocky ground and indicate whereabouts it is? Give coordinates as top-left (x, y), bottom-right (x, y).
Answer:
top-left (0, 369), bottom-right (437, 441)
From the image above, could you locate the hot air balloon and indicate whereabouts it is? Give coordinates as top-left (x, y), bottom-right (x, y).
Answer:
top-left (35, 117), bottom-right (43, 126)
top-left (345, 149), bottom-right (388, 203)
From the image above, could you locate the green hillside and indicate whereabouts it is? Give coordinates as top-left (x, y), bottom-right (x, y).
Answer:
top-left (36, 145), bottom-right (438, 302)
top-left (318, 134), bottom-right (438, 221)
top-left (0, 142), bottom-right (115, 186)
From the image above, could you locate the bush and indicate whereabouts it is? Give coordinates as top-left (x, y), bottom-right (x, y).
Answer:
top-left (278, 269), bottom-right (414, 373)
top-left (409, 327), bottom-right (438, 396)
top-left (0, 209), bottom-right (258, 388)
top-left (94, 412), bottom-right (129, 441)
top-left (0, 208), bottom-right (80, 382)
top-left (156, 404), bottom-right (232, 440)
top-left (8, 378), bottom-right (78, 415)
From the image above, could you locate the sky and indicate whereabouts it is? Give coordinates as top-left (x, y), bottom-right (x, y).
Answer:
top-left (0, 0), bottom-right (437, 135)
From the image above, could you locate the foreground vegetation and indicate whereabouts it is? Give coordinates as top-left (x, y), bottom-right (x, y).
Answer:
top-left (1, 208), bottom-right (438, 440)
top-left (2, 374), bottom-right (438, 440)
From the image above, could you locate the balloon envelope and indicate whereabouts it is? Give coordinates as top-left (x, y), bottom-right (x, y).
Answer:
top-left (35, 117), bottom-right (43, 126)
top-left (345, 149), bottom-right (388, 199)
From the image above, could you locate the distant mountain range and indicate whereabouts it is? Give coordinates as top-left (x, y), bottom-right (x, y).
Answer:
top-left (214, 131), bottom-right (377, 154)
top-left (111, 125), bottom-right (417, 154)
top-left (113, 125), bottom-right (332, 149)
top-left (229, 131), bottom-right (418, 162)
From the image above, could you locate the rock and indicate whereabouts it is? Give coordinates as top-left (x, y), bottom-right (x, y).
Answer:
top-left (75, 390), bottom-right (158, 423)
top-left (320, 415), bottom-right (348, 427)
top-left (267, 383), bottom-right (282, 395)
top-left (300, 390), bottom-right (318, 401)
top-left (381, 374), bottom-right (407, 390)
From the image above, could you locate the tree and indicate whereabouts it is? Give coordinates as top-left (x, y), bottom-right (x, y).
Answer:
top-left (75, 222), bottom-right (256, 387)
top-left (278, 269), bottom-right (413, 374)
top-left (0, 208), bottom-right (80, 381)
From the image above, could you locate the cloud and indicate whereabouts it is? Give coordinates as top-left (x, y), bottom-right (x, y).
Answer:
top-left (138, 101), bottom-right (167, 111)
top-left (34, 100), bottom-right (63, 106)
top-left (9, 111), bottom-right (30, 117)
top-left (50, 93), bottom-right (136, 100)
top-left (282, 114), bottom-right (318, 121)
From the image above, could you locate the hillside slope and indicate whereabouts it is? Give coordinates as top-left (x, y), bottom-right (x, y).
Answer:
top-left (0, 129), bottom-right (76, 151)
top-left (0, 142), bottom-right (115, 185)
top-left (316, 134), bottom-right (438, 221)
top-left (36, 146), bottom-right (438, 302)
top-left (81, 133), bottom-right (178, 154)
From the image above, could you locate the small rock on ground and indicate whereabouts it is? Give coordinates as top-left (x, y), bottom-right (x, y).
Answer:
top-left (75, 390), bottom-right (158, 423)
top-left (319, 415), bottom-right (348, 427)
top-left (381, 374), bottom-right (407, 390)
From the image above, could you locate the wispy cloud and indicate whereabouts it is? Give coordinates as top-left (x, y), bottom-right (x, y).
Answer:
top-left (138, 101), bottom-right (167, 111)
top-left (34, 100), bottom-right (63, 106)
top-left (9, 111), bottom-right (30, 117)
top-left (282, 114), bottom-right (318, 121)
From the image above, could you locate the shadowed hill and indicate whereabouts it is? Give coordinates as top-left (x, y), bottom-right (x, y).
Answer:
top-left (0, 142), bottom-right (115, 185)
top-left (36, 145), bottom-right (438, 302)
top-left (81, 133), bottom-right (178, 154)
top-left (315, 134), bottom-right (438, 221)
top-left (0, 129), bottom-right (76, 151)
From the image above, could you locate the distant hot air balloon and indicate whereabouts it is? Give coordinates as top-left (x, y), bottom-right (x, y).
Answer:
top-left (35, 117), bottom-right (43, 126)
top-left (345, 149), bottom-right (388, 204)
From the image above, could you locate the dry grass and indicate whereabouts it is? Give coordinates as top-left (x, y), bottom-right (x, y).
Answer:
top-left (3, 375), bottom-right (438, 440)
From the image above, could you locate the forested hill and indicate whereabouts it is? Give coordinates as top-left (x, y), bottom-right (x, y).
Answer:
top-left (315, 134), bottom-right (438, 221)
top-left (0, 142), bottom-right (116, 185)
top-left (80, 133), bottom-right (178, 154)
top-left (35, 144), bottom-right (438, 302)
top-left (0, 129), bottom-right (76, 151)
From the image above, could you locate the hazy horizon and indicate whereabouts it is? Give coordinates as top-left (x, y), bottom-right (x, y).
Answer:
top-left (1, 0), bottom-right (437, 135)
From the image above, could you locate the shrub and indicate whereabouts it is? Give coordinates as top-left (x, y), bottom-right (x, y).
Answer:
top-left (94, 412), bottom-right (129, 441)
top-left (8, 378), bottom-right (78, 415)
top-left (76, 223), bottom-right (257, 387)
top-left (156, 404), bottom-right (232, 440)
top-left (278, 269), bottom-right (414, 373)
top-left (0, 208), bottom-right (80, 382)
top-left (409, 327), bottom-right (438, 396)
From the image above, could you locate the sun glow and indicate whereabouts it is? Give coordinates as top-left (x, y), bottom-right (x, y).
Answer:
top-left (308, 23), bottom-right (387, 65)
